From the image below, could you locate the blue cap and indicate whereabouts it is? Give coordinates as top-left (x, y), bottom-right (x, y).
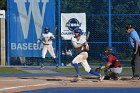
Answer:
top-left (44, 27), bottom-right (49, 31)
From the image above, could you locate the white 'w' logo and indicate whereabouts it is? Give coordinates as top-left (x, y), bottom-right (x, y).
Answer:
top-left (14, 0), bottom-right (49, 39)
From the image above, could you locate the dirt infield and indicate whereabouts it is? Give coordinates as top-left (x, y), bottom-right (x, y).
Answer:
top-left (0, 76), bottom-right (140, 93)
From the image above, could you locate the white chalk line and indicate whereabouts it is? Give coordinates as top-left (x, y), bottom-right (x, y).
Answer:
top-left (0, 79), bottom-right (29, 82)
top-left (0, 83), bottom-right (57, 91)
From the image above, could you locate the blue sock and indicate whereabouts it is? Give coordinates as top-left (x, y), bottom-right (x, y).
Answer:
top-left (73, 63), bottom-right (80, 76)
top-left (89, 70), bottom-right (100, 76)
top-left (53, 58), bottom-right (58, 66)
top-left (41, 58), bottom-right (45, 65)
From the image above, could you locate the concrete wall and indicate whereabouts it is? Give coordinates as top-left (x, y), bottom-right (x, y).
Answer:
top-left (0, 18), bottom-right (6, 66)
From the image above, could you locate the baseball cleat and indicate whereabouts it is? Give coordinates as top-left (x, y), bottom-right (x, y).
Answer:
top-left (71, 76), bottom-right (82, 82)
top-left (99, 75), bottom-right (105, 81)
top-left (76, 76), bottom-right (82, 80)
top-left (131, 76), bottom-right (140, 80)
top-left (55, 66), bottom-right (59, 69)
top-left (116, 77), bottom-right (121, 80)
top-left (40, 64), bottom-right (45, 70)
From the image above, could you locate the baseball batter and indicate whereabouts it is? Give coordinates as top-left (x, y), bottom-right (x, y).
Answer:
top-left (34, 26), bottom-right (58, 69)
top-left (71, 28), bottom-right (104, 81)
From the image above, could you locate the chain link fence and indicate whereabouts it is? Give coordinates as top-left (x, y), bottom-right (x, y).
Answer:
top-left (60, 0), bottom-right (140, 67)
top-left (9, 0), bottom-right (140, 67)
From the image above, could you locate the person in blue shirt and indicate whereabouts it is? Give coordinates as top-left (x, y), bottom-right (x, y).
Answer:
top-left (126, 25), bottom-right (140, 80)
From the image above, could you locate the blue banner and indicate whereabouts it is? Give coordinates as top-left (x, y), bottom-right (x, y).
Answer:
top-left (7, 0), bottom-right (56, 57)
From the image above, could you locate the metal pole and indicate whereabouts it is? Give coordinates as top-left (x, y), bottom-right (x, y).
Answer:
top-left (7, 0), bottom-right (11, 65)
top-left (58, 0), bottom-right (61, 65)
top-left (108, 0), bottom-right (112, 47)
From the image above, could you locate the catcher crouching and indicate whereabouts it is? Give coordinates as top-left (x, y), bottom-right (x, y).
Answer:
top-left (101, 47), bottom-right (122, 80)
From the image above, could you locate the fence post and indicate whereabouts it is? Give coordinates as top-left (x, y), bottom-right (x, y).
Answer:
top-left (0, 18), bottom-right (6, 66)
top-left (108, 0), bottom-right (112, 47)
top-left (58, 0), bottom-right (61, 66)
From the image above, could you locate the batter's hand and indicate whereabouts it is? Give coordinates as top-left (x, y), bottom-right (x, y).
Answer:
top-left (82, 42), bottom-right (88, 46)
top-left (83, 42), bottom-right (89, 51)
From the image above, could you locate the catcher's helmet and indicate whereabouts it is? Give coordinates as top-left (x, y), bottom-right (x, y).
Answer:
top-left (74, 28), bottom-right (83, 35)
top-left (104, 47), bottom-right (112, 54)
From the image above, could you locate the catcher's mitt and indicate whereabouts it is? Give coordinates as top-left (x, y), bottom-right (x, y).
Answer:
top-left (95, 64), bottom-right (105, 73)
top-left (95, 67), bottom-right (102, 73)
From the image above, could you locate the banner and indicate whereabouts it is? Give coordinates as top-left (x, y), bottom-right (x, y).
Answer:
top-left (7, 0), bottom-right (55, 57)
top-left (61, 13), bottom-right (86, 40)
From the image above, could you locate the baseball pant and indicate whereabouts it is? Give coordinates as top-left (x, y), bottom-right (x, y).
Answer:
top-left (72, 52), bottom-right (91, 73)
top-left (42, 44), bottom-right (56, 58)
top-left (131, 46), bottom-right (140, 77)
top-left (104, 67), bottom-right (122, 79)
top-left (110, 67), bottom-right (122, 74)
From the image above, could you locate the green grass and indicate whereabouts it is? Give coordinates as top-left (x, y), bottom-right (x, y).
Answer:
top-left (54, 67), bottom-right (85, 73)
top-left (0, 67), bottom-right (29, 74)
top-left (54, 67), bottom-right (132, 73)
top-left (0, 67), bottom-right (132, 74)
top-left (122, 67), bottom-right (132, 73)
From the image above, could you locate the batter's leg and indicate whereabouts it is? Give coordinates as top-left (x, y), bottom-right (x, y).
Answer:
top-left (73, 63), bottom-right (80, 76)
top-left (81, 60), bottom-right (104, 81)
top-left (72, 54), bottom-right (82, 76)
top-left (81, 60), bottom-right (100, 76)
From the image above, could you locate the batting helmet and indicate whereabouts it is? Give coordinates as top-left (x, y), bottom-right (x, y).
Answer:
top-left (74, 28), bottom-right (83, 35)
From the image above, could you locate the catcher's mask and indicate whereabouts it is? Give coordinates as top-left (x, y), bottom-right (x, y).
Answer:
top-left (104, 47), bottom-right (112, 54)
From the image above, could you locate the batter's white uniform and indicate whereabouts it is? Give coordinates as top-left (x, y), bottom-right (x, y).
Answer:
top-left (36, 32), bottom-right (56, 59)
top-left (71, 36), bottom-right (91, 73)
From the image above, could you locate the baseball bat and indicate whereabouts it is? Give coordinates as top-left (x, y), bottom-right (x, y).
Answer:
top-left (82, 31), bottom-right (90, 51)
top-left (86, 31), bottom-right (90, 40)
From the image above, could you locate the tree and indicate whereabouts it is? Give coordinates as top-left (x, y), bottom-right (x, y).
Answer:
top-left (0, 0), bottom-right (6, 10)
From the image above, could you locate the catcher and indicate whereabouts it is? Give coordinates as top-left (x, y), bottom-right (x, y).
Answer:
top-left (71, 28), bottom-right (104, 81)
top-left (103, 47), bottom-right (122, 80)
